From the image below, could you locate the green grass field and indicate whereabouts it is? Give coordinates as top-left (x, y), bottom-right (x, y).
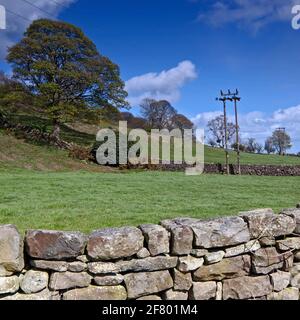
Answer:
top-left (0, 170), bottom-right (299, 234)
top-left (204, 145), bottom-right (300, 165)
top-left (1, 117), bottom-right (300, 235)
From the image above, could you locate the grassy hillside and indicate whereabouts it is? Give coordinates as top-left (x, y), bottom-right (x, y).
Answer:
top-left (0, 130), bottom-right (112, 172)
top-left (3, 113), bottom-right (300, 167)
top-left (0, 170), bottom-right (299, 233)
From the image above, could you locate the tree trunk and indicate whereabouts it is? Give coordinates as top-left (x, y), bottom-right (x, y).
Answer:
top-left (51, 119), bottom-right (61, 140)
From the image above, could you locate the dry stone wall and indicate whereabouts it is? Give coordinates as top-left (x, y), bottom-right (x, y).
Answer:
top-left (1, 205), bottom-right (300, 300)
top-left (126, 163), bottom-right (300, 176)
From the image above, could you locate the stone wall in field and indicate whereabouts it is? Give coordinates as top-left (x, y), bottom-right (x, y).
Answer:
top-left (125, 163), bottom-right (300, 176)
top-left (1, 205), bottom-right (300, 300)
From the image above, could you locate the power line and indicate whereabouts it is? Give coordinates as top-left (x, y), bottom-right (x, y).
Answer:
top-left (6, 8), bottom-right (33, 23)
top-left (5, 0), bottom-right (72, 25)
top-left (18, 0), bottom-right (55, 18)
top-left (48, 0), bottom-right (69, 9)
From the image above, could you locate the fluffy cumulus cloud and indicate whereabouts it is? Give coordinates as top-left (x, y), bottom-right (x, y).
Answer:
top-left (0, 0), bottom-right (77, 58)
top-left (192, 105), bottom-right (300, 152)
top-left (125, 60), bottom-right (197, 106)
top-left (198, 0), bottom-right (298, 32)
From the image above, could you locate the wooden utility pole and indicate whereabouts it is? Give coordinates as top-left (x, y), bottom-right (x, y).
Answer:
top-left (223, 98), bottom-right (229, 175)
top-left (232, 90), bottom-right (241, 175)
top-left (217, 89), bottom-right (241, 175)
top-left (216, 94), bottom-right (229, 175)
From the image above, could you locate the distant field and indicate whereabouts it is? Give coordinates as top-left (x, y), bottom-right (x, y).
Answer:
top-left (0, 170), bottom-right (299, 234)
top-left (204, 145), bottom-right (300, 166)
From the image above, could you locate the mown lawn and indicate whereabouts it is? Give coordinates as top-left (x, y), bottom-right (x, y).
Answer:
top-left (0, 170), bottom-right (299, 234)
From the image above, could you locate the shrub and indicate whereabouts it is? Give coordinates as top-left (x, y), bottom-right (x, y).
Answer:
top-left (69, 145), bottom-right (91, 161)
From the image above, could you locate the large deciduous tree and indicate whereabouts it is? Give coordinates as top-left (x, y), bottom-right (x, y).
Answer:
top-left (7, 19), bottom-right (128, 139)
top-left (140, 98), bottom-right (194, 131)
top-left (140, 99), bottom-right (177, 130)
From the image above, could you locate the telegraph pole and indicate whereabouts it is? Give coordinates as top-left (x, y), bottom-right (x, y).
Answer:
top-left (217, 93), bottom-right (229, 175)
top-left (217, 89), bottom-right (241, 175)
top-left (232, 90), bottom-right (241, 175)
top-left (223, 98), bottom-right (229, 175)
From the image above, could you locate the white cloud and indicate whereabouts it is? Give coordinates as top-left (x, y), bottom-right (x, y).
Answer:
top-left (198, 0), bottom-right (298, 32)
top-left (192, 105), bottom-right (300, 152)
top-left (0, 0), bottom-right (77, 59)
top-left (125, 60), bottom-right (197, 106)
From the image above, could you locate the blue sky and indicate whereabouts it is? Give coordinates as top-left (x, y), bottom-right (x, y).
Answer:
top-left (0, 0), bottom-right (300, 151)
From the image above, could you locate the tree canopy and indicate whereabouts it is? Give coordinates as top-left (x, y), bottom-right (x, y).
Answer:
top-left (270, 130), bottom-right (292, 155)
top-left (140, 99), bottom-right (177, 130)
top-left (7, 19), bottom-right (128, 138)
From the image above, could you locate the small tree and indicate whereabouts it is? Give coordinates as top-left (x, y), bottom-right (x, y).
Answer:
top-left (7, 19), bottom-right (128, 140)
top-left (207, 115), bottom-right (236, 148)
top-left (271, 130), bottom-right (292, 155)
top-left (264, 137), bottom-right (276, 154)
top-left (231, 142), bottom-right (246, 152)
top-left (248, 139), bottom-right (264, 154)
top-left (208, 138), bottom-right (217, 147)
top-left (245, 138), bottom-right (258, 153)
top-left (255, 143), bottom-right (264, 154)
